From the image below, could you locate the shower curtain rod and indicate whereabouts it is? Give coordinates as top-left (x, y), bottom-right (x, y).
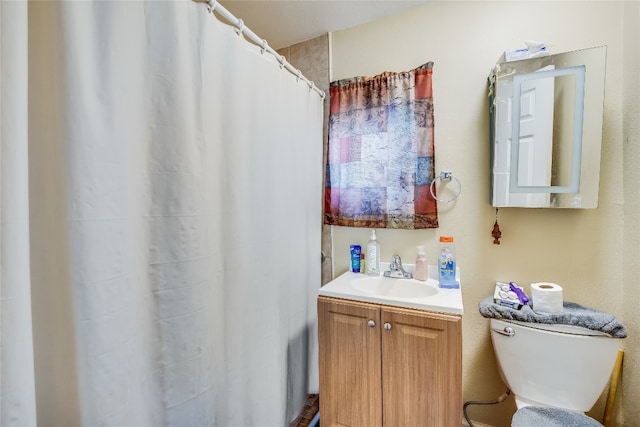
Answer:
top-left (193, 0), bottom-right (326, 100)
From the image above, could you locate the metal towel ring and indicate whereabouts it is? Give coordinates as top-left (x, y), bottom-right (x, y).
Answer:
top-left (430, 171), bottom-right (462, 203)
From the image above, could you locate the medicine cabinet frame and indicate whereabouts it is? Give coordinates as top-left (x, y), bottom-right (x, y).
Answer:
top-left (488, 46), bottom-right (606, 208)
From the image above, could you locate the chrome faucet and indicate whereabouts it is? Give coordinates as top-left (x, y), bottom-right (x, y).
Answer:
top-left (383, 254), bottom-right (413, 279)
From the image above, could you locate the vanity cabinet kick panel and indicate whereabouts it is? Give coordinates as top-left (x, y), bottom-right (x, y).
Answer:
top-left (318, 296), bottom-right (462, 427)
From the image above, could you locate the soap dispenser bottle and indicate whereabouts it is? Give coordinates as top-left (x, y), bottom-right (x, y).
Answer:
top-left (415, 245), bottom-right (427, 281)
top-left (365, 229), bottom-right (380, 276)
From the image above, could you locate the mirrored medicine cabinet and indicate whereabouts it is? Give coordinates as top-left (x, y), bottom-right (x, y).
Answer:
top-left (488, 46), bottom-right (606, 208)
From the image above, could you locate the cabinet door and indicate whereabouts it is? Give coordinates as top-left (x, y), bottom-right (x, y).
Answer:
top-left (318, 297), bottom-right (382, 427)
top-left (381, 308), bottom-right (462, 427)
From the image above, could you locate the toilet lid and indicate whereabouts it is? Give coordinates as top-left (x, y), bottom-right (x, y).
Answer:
top-left (511, 406), bottom-right (603, 427)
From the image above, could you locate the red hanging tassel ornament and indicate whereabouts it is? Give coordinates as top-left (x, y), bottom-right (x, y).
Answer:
top-left (492, 209), bottom-right (502, 245)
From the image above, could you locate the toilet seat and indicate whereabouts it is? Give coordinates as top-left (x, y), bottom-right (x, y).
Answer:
top-left (511, 406), bottom-right (603, 427)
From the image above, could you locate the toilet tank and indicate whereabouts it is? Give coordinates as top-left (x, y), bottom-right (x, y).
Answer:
top-left (490, 318), bottom-right (621, 412)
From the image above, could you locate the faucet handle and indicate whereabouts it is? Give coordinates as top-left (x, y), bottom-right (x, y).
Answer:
top-left (391, 254), bottom-right (402, 266)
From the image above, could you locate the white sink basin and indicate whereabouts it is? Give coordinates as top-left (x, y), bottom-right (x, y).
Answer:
top-left (350, 276), bottom-right (438, 298)
top-left (318, 265), bottom-right (463, 315)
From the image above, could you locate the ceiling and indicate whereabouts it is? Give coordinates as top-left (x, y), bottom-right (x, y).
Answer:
top-left (218, 0), bottom-right (431, 50)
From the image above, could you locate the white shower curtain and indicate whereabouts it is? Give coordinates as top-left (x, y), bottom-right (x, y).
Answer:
top-left (0, 1), bottom-right (323, 426)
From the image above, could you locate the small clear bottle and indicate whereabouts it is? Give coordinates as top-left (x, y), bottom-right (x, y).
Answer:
top-left (438, 236), bottom-right (459, 288)
top-left (415, 245), bottom-right (427, 281)
top-left (365, 229), bottom-right (380, 276)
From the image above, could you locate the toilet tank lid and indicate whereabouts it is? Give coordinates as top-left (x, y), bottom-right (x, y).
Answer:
top-left (479, 296), bottom-right (627, 338)
top-left (493, 318), bottom-right (613, 337)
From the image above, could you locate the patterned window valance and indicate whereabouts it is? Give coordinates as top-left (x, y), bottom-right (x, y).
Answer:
top-left (324, 62), bottom-right (438, 229)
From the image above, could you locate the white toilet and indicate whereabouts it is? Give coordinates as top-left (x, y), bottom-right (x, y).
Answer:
top-left (490, 318), bottom-right (621, 413)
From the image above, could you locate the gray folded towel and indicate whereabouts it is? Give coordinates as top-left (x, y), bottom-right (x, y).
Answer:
top-left (478, 296), bottom-right (627, 338)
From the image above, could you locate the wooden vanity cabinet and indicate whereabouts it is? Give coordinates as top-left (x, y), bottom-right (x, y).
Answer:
top-left (318, 296), bottom-right (462, 427)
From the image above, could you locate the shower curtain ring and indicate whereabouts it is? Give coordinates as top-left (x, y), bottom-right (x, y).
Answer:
top-left (207, 0), bottom-right (217, 13)
top-left (278, 55), bottom-right (286, 69)
top-left (260, 39), bottom-right (268, 54)
top-left (296, 70), bottom-right (302, 82)
top-left (235, 19), bottom-right (244, 35)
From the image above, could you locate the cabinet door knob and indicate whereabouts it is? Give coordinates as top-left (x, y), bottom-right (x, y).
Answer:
top-left (368, 320), bottom-right (376, 328)
top-left (384, 322), bottom-right (392, 331)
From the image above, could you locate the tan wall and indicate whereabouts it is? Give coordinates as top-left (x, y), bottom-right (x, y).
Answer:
top-left (329, 2), bottom-right (636, 426)
top-left (622, 1), bottom-right (640, 426)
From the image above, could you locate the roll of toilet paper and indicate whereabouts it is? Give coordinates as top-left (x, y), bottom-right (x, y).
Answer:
top-left (530, 282), bottom-right (564, 313)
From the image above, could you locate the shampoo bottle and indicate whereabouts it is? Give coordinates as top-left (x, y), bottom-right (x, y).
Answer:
top-left (365, 229), bottom-right (380, 276)
top-left (438, 236), bottom-right (459, 288)
top-left (415, 245), bottom-right (427, 281)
